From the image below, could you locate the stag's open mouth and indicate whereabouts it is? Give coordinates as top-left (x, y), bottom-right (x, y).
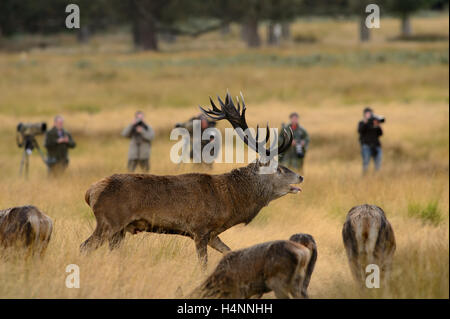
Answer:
top-left (289, 185), bottom-right (302, 194)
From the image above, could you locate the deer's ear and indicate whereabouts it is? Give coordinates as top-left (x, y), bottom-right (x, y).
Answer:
top-left (255, 158), bottom-right (277, 174)
top-left (257, 157), bottom-right (271, 167)
top-left (254, 159), bottom-right (261, 170)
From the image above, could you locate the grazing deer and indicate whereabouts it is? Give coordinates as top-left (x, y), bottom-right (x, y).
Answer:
top-left (80, 93), bottom-right (303, 267)
top-left (342, 204), bottom-right (396, 287)
top-left (0, 205), bottom-right (53, 257)
top-left (190, 233), bottom-right (317, 299)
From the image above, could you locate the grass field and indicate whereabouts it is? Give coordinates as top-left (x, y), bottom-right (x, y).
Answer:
top-left (0, 15), bottom-right (448, 298)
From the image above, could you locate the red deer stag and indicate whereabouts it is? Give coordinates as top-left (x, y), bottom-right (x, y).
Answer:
top-left (80, 93), bottom-right (303, 267)
top-left (0, 205), bottom-right (53, 257)
top-left (342, 204), bottom-right (396, 287)
top-left (190, 233), bottom-right (317, 299)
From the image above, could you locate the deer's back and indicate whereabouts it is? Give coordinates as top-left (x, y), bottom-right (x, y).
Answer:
top-left (86, 173), bottom-right (233, 230)
top-left (204, 240), bottom-right (306, 298)
top-left (0, 205), bottom-right (53, 249)
top-left (343, 204), bottom-right (395, 262)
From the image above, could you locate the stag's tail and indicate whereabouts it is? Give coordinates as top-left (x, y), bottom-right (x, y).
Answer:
top-left (27, 208), bottom-right (53, 248)
top-left (84, 178), bottom-right (110, 208)
top-left (85, 183), bottom-right (96, 207)
top-left (84, 189), bottom-right (91, 206)
top-left (288, 233), bottom-right (317, 291)
top-left (355, 215), bottom-right (381, 266)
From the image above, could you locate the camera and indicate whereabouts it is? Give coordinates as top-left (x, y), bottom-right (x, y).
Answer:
top-left (295, 144), bottom-right (305, 158)
top-left (16, 122), bottom-right (48, 176)
top-left (132, 120), bottom-right (148, 132)
top-left (17, 122), bottom-right (47, 136)
top-left (16, 122), bottom-right (47, 152)
top-left (369, 115), bottom-right (385, 124)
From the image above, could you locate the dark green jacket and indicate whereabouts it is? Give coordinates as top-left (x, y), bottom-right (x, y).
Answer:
top-left (44, 127), bottom-right (76, 163)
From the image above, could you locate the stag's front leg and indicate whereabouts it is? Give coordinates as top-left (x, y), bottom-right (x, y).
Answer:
top-left (194, 234), bottom-right (209, 270)
top-left (208, 235), bottom-right (231, 254)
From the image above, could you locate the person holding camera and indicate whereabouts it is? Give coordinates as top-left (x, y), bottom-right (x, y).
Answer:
top-left (44, 115), bottom-right (76, 176)
top-left (358, 107), bottom-right (384, 174)
top-left (279, 112), bottom-right (310, 172)
top-left (175, 113), bottom-right (217, 165)
top-left (122, 111), bottom-right (154, 172)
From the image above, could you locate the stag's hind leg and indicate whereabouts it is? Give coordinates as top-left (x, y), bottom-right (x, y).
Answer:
top-left (194, 234), bottom-right (209, 270)
top-left (37, 233), bottom-right (52, 258)
top-left (290, 273), bottom-right (308, 299)
top-left (208, 236), bottom-right (231, 254)
top-left (347, 256), bottom-right (365, 287)
top-left (80, 221), bottom-right (111, 253)
top-left (266, 275), bottom-right (291, 299)
top-left (379, 250), bottom-right (395, 289)
top-left (109, 229), bottom-right (126, 250)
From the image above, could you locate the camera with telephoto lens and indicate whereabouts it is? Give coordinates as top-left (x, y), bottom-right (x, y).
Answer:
top-left (368, 115), bottom-right (385, 124)
top-left (16, 122), bottom-right (47, 151)
top-left (17, 122), bottom-right (47, 136)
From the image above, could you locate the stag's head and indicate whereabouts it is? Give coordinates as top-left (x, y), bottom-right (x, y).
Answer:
top-left (200, 92), bottom-right (303, 200)
top-left (257, 162), bottom-right (303, 198)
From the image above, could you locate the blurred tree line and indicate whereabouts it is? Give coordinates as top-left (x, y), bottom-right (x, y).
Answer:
top-left (0, 0), bottom-right (448, 50)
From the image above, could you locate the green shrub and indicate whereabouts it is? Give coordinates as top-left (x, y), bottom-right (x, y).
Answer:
top-left (408, 200), bottom-right (442, 226)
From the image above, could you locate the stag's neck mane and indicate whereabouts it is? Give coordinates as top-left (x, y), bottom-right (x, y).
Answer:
top-left (224, 163), bottom-right (273, 224)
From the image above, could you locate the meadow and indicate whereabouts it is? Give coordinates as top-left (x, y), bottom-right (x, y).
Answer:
top-left (0, 15), bottom-right (448, 298)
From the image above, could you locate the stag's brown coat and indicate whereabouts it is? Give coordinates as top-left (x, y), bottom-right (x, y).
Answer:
top-left (80, 93), bottom-right (302, 266)
top-left (0, 205), bottom-right (53, 256)
top-left (190, 233), bottom-right (317, 299)
top-left (81, 163), bottom-right (302, 264)
top-left (342, 204), bottom-right (396, 286)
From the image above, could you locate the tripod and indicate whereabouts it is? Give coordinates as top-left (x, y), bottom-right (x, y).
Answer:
top-left (19, 135), bottom-right (47, 178)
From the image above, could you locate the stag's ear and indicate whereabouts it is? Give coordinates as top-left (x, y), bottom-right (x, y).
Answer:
top-left (254, 157), bottom-right (278, 174)
top-left (258, 159), bottom-right (270, 167)
top-left (252, 159), bottom-right (261, 171)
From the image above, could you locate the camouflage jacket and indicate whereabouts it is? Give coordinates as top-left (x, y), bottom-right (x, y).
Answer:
top-left (280, 123), bottom-right (310, 155)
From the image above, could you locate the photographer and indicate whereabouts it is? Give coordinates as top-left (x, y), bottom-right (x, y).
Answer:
top-left (358, 107), bottom-right (384, 174)
top-left (44, 115), bottom-right (76, 176)
top-left (279, 112), bottom-right (310, 172)
top-left (175, 113), bottom-right (217, 165)
top-left (122, 111), bottom-right (154, 172)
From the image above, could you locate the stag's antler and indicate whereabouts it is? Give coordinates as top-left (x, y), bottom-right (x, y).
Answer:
top-left (200, 92), bottom-right (293, 160)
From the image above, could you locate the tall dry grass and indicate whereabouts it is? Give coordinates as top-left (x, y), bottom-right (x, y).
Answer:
top-left (0, 15), bottom-right (448, 298)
